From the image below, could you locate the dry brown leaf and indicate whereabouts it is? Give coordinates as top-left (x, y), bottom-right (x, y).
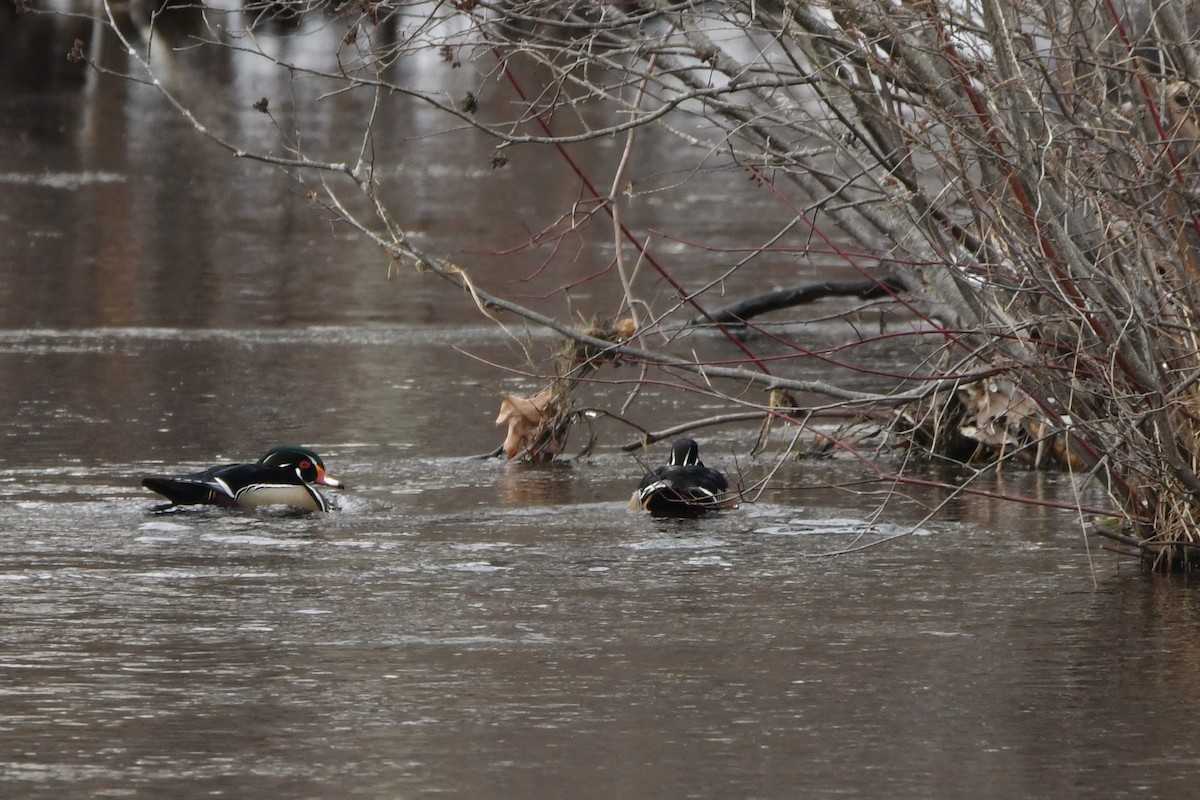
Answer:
top-left (959, 378), bottom-right (1041, 447)
top-left (495, 386), bottom-right (558, 459)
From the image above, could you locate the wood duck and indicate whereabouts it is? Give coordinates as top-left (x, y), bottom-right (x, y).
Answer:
top-left (634, 438), bottom-right (731, 517)
top-left (142, 446), bottom-right (345, 512)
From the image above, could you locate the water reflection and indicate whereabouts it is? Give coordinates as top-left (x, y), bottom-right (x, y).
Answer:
top-left (3, 2), bottom-right (816, 329)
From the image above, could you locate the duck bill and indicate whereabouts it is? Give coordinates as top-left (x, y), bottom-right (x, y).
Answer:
top-left (316, 467), bottom-right (346, 490)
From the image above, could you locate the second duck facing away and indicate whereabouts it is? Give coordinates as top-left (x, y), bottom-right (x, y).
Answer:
top-left (142, 446), bottom-right (345, 512)
top-left (634, 438), bottom-right (733, 517)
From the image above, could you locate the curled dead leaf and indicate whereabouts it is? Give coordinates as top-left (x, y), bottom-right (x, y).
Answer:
top-left (495, 386), bottom-right (558, 460)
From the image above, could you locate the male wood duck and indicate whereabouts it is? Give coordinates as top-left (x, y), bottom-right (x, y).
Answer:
top-left (142, 446), bottom-right (345, 512)
top-left (633, 438), bottom-right (731, 517)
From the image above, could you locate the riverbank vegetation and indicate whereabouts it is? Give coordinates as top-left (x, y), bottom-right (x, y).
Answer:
top-left (37, 0), bottom-right (1200, 568)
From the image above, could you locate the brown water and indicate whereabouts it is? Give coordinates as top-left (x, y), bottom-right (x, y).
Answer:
top-left (3, 9), bottom-right (1200, 800)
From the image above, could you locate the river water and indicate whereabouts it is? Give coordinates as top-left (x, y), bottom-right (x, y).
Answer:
top-left (3, 7), bottom-right (1200, 800)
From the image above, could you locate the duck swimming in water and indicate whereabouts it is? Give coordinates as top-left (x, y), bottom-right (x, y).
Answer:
top-left (142, 445), bottom-right (345, 512)
top-left (633, 438), bottom-right (731, 517)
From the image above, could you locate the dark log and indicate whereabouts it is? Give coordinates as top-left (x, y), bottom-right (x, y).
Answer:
top-left (695, 276), bottom-right (907, 326)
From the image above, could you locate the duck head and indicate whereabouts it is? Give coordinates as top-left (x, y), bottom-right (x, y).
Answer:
top-left (668, 438), bottom-right (702, 467)
top-left (259, 446), bottom-right (346, 489)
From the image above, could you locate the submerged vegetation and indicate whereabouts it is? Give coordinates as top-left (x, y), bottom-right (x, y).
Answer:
top-left (35, 0), bottom-right (1200, 568)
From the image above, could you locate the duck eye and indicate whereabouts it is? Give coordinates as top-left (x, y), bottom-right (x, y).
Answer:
top-left (300, 460), bottom-right (311, 470)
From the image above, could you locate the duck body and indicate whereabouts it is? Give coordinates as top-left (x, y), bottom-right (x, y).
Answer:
top-left (634, 438), bottom-right (731, 517)
top-left (142, 446), bottom-right (345, 512)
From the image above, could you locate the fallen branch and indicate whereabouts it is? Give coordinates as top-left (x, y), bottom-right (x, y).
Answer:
top-left (619, 407), bottom-right (892, 451)
top-left (693, 277), bottom-right (907, 326)
top-left (620, 412), bottom-right (773, 450)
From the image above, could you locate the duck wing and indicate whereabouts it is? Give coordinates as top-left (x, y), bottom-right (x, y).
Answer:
top-left (141, 462), bottom-right (244, 507)
top-left (636, 465), bottom-right (730, 515)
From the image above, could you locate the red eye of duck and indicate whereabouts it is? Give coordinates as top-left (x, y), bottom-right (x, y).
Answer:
top-left (300, 460), bottom-right (312, 470)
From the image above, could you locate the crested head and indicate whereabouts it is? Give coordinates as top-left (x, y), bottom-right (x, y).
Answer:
top-left (669, 438), bottom-right (701, 466)
top-left (259, 446), bottom-right (345, 489)
top-left (259, 445), bottom-right (325, 469)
